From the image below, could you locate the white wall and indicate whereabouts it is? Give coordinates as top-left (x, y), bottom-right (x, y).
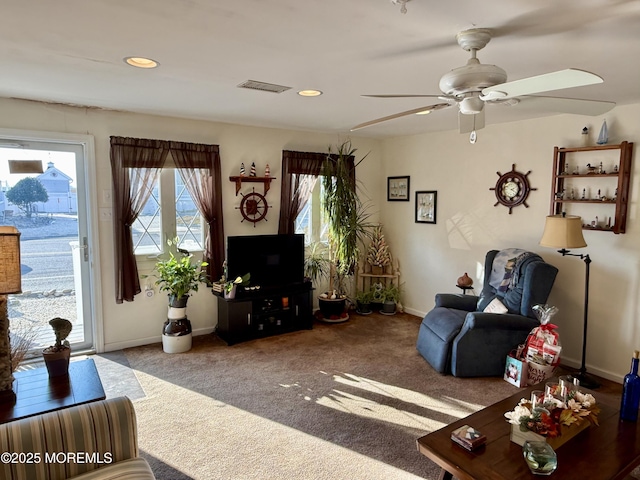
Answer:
top-left (376, 103), bottom-right (640, 382)
top-left (0, 98), bottom-right (383, 352)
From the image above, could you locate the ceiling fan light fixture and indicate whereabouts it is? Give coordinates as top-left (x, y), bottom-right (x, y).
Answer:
top-left (415, 109), bottom-right (431, 115)
top-left (459, 96), bottom-right (484, 115)
top-left (124, 56), bottom-right (159, 69)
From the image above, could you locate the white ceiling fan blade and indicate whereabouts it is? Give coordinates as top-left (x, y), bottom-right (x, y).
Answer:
top-left (516, 96), bottom-right (616, 116)
top-left (351, 103), bottom-right (451, 131)
top-left (458, 110), bottom-right (485, 134)
top-left (481, 69), bottom-right (603, 100)
top-left (362, 94), bottom-right (445, 99)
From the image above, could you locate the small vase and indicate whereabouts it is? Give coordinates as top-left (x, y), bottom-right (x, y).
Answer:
top-left (371, 265), bottom-right (383, 275)
top-left (224, 285), bottom-right (237, 299)
top-left (457, 273), bottom-right (473, 287)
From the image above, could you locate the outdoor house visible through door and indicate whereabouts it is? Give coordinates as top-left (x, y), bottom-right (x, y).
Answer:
top-left (0, 130), bottom-right (97, 360)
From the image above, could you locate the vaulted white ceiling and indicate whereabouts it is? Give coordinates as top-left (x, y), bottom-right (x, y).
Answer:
top-left (1, 0), bottom-right (639, 138)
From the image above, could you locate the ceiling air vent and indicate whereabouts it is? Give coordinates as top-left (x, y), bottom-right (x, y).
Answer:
top-left (237, 80), bottom-right (291, 94)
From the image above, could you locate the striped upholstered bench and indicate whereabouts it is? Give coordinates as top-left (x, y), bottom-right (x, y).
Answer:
top-left (0, 396), bottom-right (155, 480)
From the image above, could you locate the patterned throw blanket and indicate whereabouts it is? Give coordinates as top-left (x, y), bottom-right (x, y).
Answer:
top-left (489, 249), bottom-right (538, 292)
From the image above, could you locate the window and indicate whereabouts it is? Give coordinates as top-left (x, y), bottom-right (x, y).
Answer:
top-left (134, 168), bottom-right (204, 255)
top-left (295, 179), bottom-right (328, 245)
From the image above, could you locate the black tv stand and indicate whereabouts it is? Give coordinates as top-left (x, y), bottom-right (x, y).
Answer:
top-left (214, 283), bottom-right (313, 345)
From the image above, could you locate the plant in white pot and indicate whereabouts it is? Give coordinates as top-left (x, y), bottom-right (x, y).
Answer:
top-left (319, 140), bottom-right (372, 322)
top-left (151, 242), bottom-right (208, 353)
top-left (224, 273), bottom-right (251, 299)
top-left (42, 317), bottom-right (72, 377)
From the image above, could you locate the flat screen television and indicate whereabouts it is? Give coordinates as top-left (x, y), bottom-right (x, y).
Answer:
top-left (226, 234), bottom-right (305, 290)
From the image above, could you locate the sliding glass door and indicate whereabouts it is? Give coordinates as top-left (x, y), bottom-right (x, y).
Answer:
top-left (0, 135), bottom-right (94, 359)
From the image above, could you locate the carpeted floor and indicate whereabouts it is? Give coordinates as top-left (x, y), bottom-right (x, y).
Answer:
top-left (93, 312), bottom-right (536, 480)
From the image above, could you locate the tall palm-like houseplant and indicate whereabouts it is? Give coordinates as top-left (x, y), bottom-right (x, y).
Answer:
top-left (319, 140), bottom-right (371, 321)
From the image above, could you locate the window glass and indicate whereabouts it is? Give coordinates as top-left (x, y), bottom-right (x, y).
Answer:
top-left (133, 169), bottom-right (203, 255)
top-left (175, 170), bottom-right (203, 251)
top-left (133, 177), bottom-right (162, 255)
top-left (295, 180), bottom-right (328, 245)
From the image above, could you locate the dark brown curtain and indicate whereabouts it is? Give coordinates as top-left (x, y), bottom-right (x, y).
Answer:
top-left (170, 141), bottom-right (224, 283)
top-left (110, 136), bottom-right (169, 303)
top-left (278, 151), bottom-right (327, 234)
top-left (110, 137), bottom-right (224, 303)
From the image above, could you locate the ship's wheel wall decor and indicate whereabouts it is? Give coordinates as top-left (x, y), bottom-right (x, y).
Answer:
top-left (236, 188), bottom-right (269, 226)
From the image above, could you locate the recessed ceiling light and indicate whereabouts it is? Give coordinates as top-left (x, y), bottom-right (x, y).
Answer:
top-left (298, 89), bottom-right (323, 97)
top-left (415, 110), bottom-right (432, 115)
top-left (124, 57), bottom-right (159, 69)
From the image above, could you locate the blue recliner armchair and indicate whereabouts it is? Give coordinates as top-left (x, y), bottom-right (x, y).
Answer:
top-left (416, 249), bottom-right (558, 377)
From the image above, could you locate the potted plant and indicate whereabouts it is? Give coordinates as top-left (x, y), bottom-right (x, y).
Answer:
top-left (224, 273), bottom-right (251, 299)
top-left (366, 224), bottom-right (392, 275)
top-left (150, 240), bottom-right (208, 353)
top-left (355, 289), bottom-right (373, 315)
top-left (319, 140), bottom-right (372, 322)
top-left (42, 317), bottom-right (72, 377)
top-left (381, 283), bottom-right (401, 315)
top-left (304, 241), bottom-right (330, 287)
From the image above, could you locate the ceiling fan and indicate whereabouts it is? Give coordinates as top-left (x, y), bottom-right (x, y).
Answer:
top-left (352, 28), bottom-right (615, 138)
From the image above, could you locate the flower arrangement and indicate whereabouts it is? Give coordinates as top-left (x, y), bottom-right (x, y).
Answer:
top-left (220, 261), bottom-right (250, 297)
top-left (225, 273), bottom-right (250, 294)
top-left (366, 224), bottom-right (392, 269)
top-left (505, 389), bottom-right (600, 439)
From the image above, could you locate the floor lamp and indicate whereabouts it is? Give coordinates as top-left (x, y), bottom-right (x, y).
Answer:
top-left (0, 226), bottom-right (22, 404)
top-left (539, 213), bottom-right (599, 389)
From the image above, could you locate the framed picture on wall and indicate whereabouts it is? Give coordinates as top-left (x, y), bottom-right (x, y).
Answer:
top-left (415, 191), bottom-right (437, 224)
top-left (387, 176), bottom-right (410, 201)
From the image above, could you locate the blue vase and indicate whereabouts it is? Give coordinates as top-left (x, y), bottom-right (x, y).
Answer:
top-left (620, 351), bottom-right (640, 421)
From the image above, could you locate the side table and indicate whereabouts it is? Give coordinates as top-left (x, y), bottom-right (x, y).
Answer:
top-left (0, 357), bottom-right (106, 424)
top-left (456, 285), bottom-right (475, 295)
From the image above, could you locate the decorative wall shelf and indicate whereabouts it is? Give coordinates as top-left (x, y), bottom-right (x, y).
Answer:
top-left (229, 176), bottom-right (275, 196)
top-left (550, 141), bottom-right (633, 233)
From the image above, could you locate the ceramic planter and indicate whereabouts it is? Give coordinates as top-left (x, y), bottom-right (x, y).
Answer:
top-left (356, 301), bottom-right (372, 315)
top-left (42, 347), bottom-right (71, 377)
top-left (224, 285), bottom-right (237, 299)
top-left (162, 306), bottom-right (193, 353)
top-left (381, 300), bottom-right (396, 315)
top-left (318, 297), bottom-right (349, 323)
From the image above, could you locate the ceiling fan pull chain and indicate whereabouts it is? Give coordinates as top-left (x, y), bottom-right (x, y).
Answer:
top-left (390, 0), bottom-right (411, 14)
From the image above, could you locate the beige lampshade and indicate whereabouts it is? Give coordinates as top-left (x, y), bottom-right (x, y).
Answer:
top-left (0, 226), bottom-right (22, 294)
top-left (539, 214), bottom-right (587, 249)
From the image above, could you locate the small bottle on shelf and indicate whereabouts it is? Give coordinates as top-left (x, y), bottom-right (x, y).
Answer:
top-left (620, 350), bottom-right (640, 422)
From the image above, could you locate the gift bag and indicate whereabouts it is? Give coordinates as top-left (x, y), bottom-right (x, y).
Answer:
top-left (524, 304), bottom-right (561, 366)
top-left (523, 304), bottom-right (562, 385)
top-left (504, 350), bottom-right (528, 387)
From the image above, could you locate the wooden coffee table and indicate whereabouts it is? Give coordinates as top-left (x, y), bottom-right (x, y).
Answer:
top-left (0, 358), bottom-right (105, 424)
top-left (417, 379), bottom-right (640, 479)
